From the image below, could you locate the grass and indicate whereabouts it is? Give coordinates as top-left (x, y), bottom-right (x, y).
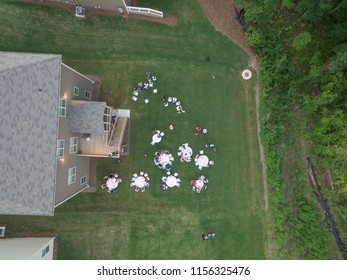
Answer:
top-left (0, 0), bottom-right (266, 259)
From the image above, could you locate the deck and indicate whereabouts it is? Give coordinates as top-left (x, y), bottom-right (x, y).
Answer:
top-left (78, 117), bottom-right (129, 157)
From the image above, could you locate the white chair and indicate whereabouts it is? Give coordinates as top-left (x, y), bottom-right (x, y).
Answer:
top-left (133, 173), bottom-right (138, 178)
top-left (162, 176), bottom-right (167, 182)
top-left (177, 178), bottom-right (181, 183)
top-left (151, 141), bottom-right (155, 145)
top-left (176, 183), bottom-right (180, 187)
top-left (149, 81), bottom-right (153, 87)
top-left (132, 96), bottom-right (137, 101)
top-left (168, 97), bottom-right (172, 102)
top-left (166, 171), bottom-right (171, 175)
top-left (145, 99), bottom-right (149, 104)
top-left (183, 143), bottom-right (188, 147)
top-left (140, 171), bottom-right (144, 176)
top-left (199, 150), bottom-right (204, 154)
top-left (160, 132), bottom-right (165, 136)
top-left (135, 187), bottom-right (140, 192)
top-left (153, 88), bottom-right (157, 94)
top-left (176, 101), bottom-right (181, 106)
top-left (174, 172), bottom-right (178, 177)
top-left (141, 187), bottom-right (145, 192)
top-left (133, 91), bottom-right (139, 96)
top-left (164, 102), bottom-right (169, 107)
top-left (209, 161), bottom-right (215, 165)
top-left (203, 129), bottom-right (208, 134)
top-left (144, 173), bottom-right (148, 177)
top-left (186, 157), bottom-right (191, 162)
top-left (177, 152), bottom-right (182, 156)
top-left (199, 166), bottom-right (202, 170)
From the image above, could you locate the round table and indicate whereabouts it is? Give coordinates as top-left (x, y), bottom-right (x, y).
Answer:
top-left (152, 134), bottom-right (161, 143)
top-left (106, 178), bottom-right (119, 190)
top-left (196, 155), bottom-right (209, 167)
top-left (166, 175), bottom-right (178, 188)
top-left (182, 146), bottom-right (192, 157)
top-left (158, 153), bottom-right (170, 166)
top-left (195, 179), bottom-right (204, 190)
top-left (134, 176), bottom-right (146, 189)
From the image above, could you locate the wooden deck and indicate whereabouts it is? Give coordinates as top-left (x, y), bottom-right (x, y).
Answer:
top-left (79, 117), bottom-right (129, 157)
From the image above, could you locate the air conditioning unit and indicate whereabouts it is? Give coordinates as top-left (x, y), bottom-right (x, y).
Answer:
top-left (0, 226), bottom-right (5, 237)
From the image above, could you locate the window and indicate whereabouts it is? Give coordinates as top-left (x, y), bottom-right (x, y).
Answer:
top-left (84, 90), bottom-right (92, 99)
top-left (69, 137), bottom-right (78, 154)
top-left (41, 246), bottom-right (49, 257)
top-left (58, 98), bottom-right (66, 117)
top-left (56, 139), bottom-right (64, 158)
top-left (80, 175), bottom-right (87, 185)
top-left (104, 106), bottom-right (111, 132)
top-left (68, 167), bottom-right (76, 185)
top-left (73, 86), bottom-right (80, 96)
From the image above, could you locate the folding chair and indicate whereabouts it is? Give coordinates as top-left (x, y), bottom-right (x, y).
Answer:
top-left (132, 96), bottom-right (137, 101)
top-left (153, 88), bottom-right (158, 94)
top-left (145, 99), bottom-right (149, 104)
top-left (133, 91), bottom-right (139, 96)
top-left (160, 132), bottom-right (165, 136)
top-left (209, 161), bottom-right (215, 165)
top-left (174, 172), bottom-right (179, 177)
top-left (133, 173), bottom-right (138, 178)
top-left (199, 150), bottom-right (204, 154)
top-left (140, 171), bottom-right (144, 176)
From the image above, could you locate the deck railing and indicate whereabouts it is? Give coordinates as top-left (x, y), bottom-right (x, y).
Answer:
top-left (126, 6), bottom-right (163, 18)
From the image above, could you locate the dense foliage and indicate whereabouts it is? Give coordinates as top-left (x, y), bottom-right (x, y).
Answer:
top-left (237, 0), bottom-right (347, 258)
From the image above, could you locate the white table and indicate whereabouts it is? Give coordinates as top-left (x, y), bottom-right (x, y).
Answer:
top-left (196, 155), bottom-right (209, 167)
top-left (195, 180), bottom-right (204, 190)
top-left (152, 134), bottom-right (161, 143)
top-left (166, 175), bottom-right (178, 188)
top-left (106, 178), bottom-right (119, 190)
top-left (182, 146), bottom-right (192, 157)
top-left (134, 176), bottom-right (146, 189)
top-left (158, 153), bottom-right (171, 166)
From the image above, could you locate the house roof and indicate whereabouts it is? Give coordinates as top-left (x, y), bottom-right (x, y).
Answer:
top-left (67, 100), bottom-right (106, 134)
top-left (0, 52), bottom-right (61, 216)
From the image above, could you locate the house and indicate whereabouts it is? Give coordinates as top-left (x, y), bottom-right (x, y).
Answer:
top-left (0, 52), bottom-right (130, 216)
top-left (0, 237), bottom-right (56, 260)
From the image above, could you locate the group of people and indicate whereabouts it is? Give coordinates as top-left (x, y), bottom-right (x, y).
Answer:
top-left (101, 173), bottom-right (122, 193)
top-left (162, 96), bottom-right (186, 114)
top-left (154, 150), bottom-right (174, 170)
top-left (134, 71), bottom-right (157, 93)
top-left (195, 125), bottom-right (208, 136)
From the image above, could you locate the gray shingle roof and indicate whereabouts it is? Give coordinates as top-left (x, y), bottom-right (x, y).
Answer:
top-left (0, 52), bottom-right (61, 216)
top-left (67, 100), bottom-right (106, 134)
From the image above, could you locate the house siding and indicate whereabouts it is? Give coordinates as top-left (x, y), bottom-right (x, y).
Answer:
top-left (0, 237), bottom-right (55, 260)
top-left (55, 65), bottom-right (98, 205)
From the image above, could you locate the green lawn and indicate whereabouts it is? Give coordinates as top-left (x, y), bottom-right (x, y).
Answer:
top-left (0, 0), bottom-right (266, 259)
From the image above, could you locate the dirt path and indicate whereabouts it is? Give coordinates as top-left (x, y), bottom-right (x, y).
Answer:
top-left (198, 0), bottom-right (270, 258)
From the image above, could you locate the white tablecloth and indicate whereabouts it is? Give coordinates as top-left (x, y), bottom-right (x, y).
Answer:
top-left (106, 178), bottom-right (119, 190)
top-left (182, 146), bottom-right (192, 157)
top-left (196, 155), bottom-right (209, 167)
top-left (134, 176), bottom-right (146, 189)
top-left (195, 180), bottom-right (204, 190)
top-left (166, 175), bottom-right (177, 188)
top-left (152, 134), bottom-right (161, 143)
top-left (159, 153), bottom-right (170, 166)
